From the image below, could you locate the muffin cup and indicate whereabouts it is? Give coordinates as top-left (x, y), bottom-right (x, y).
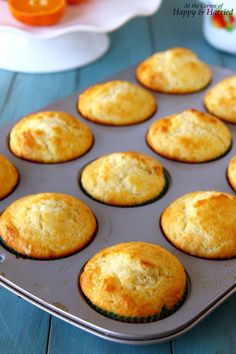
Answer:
top-left (79, 169), bottom-right (170, 208)
top-left (0, 236), bottom-right (29, 259)
top-left (0, 218), bottom-right (98, 261)
top-left (83, 284), bottom-right (188, 324)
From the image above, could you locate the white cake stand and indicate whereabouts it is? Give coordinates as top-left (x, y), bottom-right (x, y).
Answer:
top-left (0, 0), bottom-right (162, 73)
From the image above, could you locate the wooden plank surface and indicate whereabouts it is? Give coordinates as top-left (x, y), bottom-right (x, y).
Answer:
top-left (48, 318), bottom-right (171, 354)
top-left (0, 0), bottom-right (236, 353)
top-left (172, 295), bottom-right (236, 354)
top-left (0, 287), bottom-right (49, 354)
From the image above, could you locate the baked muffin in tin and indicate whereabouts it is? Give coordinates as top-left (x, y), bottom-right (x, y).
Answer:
top-left (161, 191), bottom-right (236, 259)
top-left (80, 242), bottom-right (187, 323)
top-left (136, 48), bottom-right (212, 94)
top-left (146, 109), bottom-right (232, 163)
top-left (80, 151), bottom-right (167, 207)
top-left (227, 156), bottom-right (236, 192)
top-left (9, 111), bottom-right (93, 163)
top-left (0, 193), bottom-right (97, 259)
top-left (77, 80), bottom-right (157, 126)
top-left (0, 155), bottom-right (19, 200)
top-left (204, 76), bottom-right (236, 124)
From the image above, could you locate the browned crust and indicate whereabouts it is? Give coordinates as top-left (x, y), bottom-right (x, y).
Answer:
top-left (9, 111), bottom-right (94, 164)
top-left (80, 151), bottom-right (166, 207)
top-left (0, 168), bottom-right (20, 201)
top-left (0, 156), bottom-right (20, 200)
top-left (145, 109), bottom-right (232, 163)
top-left (135, 48), bottom-right (212, 94)
top-left (9, 134), bottom-right (95, 165)
top-left (203, 99), bottom-right (236, 125)
top-left (80, 242), bottom-right (186, 317)
top-left (226, 167), bottom-right (236, 193)
top-left (160, 191), bottom-right (236, 259)
top-left (204, 76), bottom-right (236, 124)
top-left (146, 131), bottom-right (232, 164)
top-left (77, 81), bottom-right (157, 126)
top-left (136, 70), bottom-right (212, 95)
top-left (227, 157), bottom-right (236, 193)
top-left (77, 102), bottom-right (157, 127)
top-left (0, 193), bottom-right (98, 259)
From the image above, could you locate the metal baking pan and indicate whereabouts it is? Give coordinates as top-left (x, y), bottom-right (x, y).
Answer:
top-left (1, 65), bottom-right (236, 345)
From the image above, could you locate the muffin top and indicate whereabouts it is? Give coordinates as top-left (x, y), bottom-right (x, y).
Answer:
top-left (77, 80), bottom-right (157, 126)
top-left (80, 242), bottom-right (186, 319)
top-left (227, 156), bottom-right (236, 192)
top-left (136, 48), bottom-right (212, 93)
top-left (161, 191), bottom-right (236, 259)
top-left (0, 193), bottom-right (97, 259)
top-left (204, 76), bottom-right (236, 123)
top-left (9, 111), bottom-right (93, 163)
top-left (0, 155), bottom-right (19, 200)
top-left (80, 151), bottom-right (166, 206)
top-left (146, 109), bottom-right (231, 163)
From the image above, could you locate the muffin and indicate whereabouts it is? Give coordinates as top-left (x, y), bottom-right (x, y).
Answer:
top-left (0, 193), bottom-right (97, 259)
top-left (80, 242), bottom-right (187, 322)
top-left (136, 48), bottom-right (212, 94)
top-left (0, 155), bottom-right (19, 200)
top-left (9, 111), bottom-right (93, 163)
top-left (161, 191), bottom-right (236, 259)
top-left (146, 109), bottom-right (232, 163)
top-left (227, 156), bottom-right (236, 192)
top-left (204, 76), bottom-right (236, 123)
top-left (77, 80), bottom-right (157, 126)
top-left (80, 151), bottom-right (167, 206)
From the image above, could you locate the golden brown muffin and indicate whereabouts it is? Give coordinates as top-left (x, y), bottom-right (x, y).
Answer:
top-left (146, 109), bottom-right (232, 163)
top-left (77, 80), bottom-right (157, 126)
top-left (80, 242), bottom-right (187, 322)
top-left (161, 191), bottom-right (236, 259)
top-left (9, 111), bottom-right (93, 163)
top-left (227, 156), bottom-right (236, 192)
top-left (0, 155), bottom-right (19, 200)
top-left (136, 48), bottom-right (212, 94)
top-left (0, 193), bottom-right (97, 259)
top-left (80, 151), bottom-right (167, 206)
top-left (204, 76), bottom-right (236, 123)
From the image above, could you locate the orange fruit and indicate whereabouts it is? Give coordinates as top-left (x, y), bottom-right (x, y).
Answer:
top-left (8, 0), bottom-right (66, 26)
top-left (67, 0), bottom-right (84, 4)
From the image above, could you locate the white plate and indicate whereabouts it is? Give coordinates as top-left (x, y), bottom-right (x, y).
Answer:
top-left (0, 0), bottom-right (162, 73)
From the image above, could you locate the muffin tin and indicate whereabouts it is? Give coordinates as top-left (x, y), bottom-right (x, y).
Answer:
top-left (1, 65), bottom-right (236, 344)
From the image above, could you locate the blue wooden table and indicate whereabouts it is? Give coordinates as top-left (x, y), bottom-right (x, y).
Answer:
top-left (1, 1), bottom-right (236, 353)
